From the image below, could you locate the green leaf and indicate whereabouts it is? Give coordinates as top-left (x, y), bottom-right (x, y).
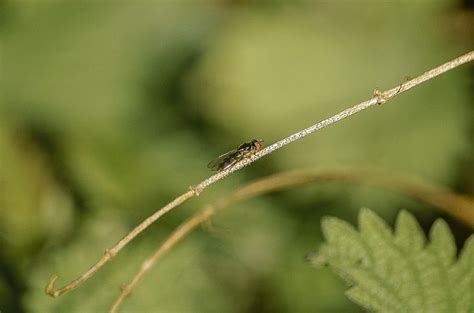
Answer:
top-left (311, 209), bottom-right (474, 313)
top-left (428, 219), bottom-right (456, 266)
top-left (316, 216), bottom-right (371, 268)
top-left (450, 237), bottom-right (474, 313)
top-left (345, 267), bottom-right (405, 313)
top-left (395, 210), bottom-right (425, 252)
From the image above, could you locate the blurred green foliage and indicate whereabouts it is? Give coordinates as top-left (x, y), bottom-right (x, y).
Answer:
top-left (0, 1), bottom-right (472, 312)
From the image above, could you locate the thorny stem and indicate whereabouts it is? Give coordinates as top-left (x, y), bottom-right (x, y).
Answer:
top-left (110, 168), bottom-right (474, 312)
top-left (45, 50), bottom-right (474, 298)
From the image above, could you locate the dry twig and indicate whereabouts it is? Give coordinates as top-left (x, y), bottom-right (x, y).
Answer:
top-left (110, 168), bottom-right (474, 312)
top-left (46, 50), bottom-right (474, 298)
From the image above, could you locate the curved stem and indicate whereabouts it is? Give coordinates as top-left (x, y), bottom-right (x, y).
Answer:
top-left (109, 168), bottom-right (474, 312)
top-left (45, 50), bottom-right (474, 298)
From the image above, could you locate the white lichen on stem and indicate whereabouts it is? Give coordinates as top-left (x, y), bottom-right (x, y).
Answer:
top-left (45, 50), bottom-right (474, 299)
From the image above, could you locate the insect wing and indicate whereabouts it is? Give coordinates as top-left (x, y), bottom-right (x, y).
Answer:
top-left (207, 149), bottom-right (239, 171)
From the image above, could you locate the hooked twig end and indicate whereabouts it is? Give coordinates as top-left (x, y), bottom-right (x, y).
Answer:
top-left (45, 275), bottom-right (60, 297)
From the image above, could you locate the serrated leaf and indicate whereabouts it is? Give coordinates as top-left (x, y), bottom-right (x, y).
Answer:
top-left (359, 208), bottom-right (393, 243)
top-left (450, 237), bottom-right (474, 313)
top-left (428, 219), bottom-right (456, 267)
top-left (319, 216), bottom-right (371, 267)
top-left (345, 267), bottom-right (406, 313)
top-left (358, 208), bottom-right (408, 293)
top-left (311, 208), bottom-right (474, 313)
top-left (395, 210), bottom-right (425, 253)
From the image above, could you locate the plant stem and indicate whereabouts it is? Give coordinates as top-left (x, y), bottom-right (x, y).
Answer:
top-left (45, 50), bottom-right (474, 299)
top-left (110, 167), bottom-right (474, 312)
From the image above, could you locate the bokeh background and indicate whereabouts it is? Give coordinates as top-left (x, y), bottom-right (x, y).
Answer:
top-left (1, 1), bottom-right (473, 312)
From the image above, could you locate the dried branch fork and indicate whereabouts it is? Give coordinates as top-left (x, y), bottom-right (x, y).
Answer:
top-left (110, 168), bottom-right (474, 312)
top-left (45, 50), bottom-right (474, 298)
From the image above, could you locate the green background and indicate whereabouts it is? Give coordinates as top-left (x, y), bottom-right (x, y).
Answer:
top-left (0, 0), bottom-right (473, 312)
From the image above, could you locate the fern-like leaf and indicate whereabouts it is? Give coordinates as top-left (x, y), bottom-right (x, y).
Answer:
top-left (311, 208), bottom-right (474, 313)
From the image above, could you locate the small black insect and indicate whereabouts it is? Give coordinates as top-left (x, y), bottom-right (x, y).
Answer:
top-left (207, 139), bottom-right (264, 172)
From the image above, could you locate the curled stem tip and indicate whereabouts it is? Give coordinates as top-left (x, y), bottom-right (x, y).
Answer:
top-left (44, 51), bottom-right (474, 306)
top-left (45, 275), bottom-right (59, 297)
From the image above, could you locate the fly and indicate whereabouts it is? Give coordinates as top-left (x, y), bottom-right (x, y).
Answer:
top-left (207, 139), bottom-right (264, 172)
